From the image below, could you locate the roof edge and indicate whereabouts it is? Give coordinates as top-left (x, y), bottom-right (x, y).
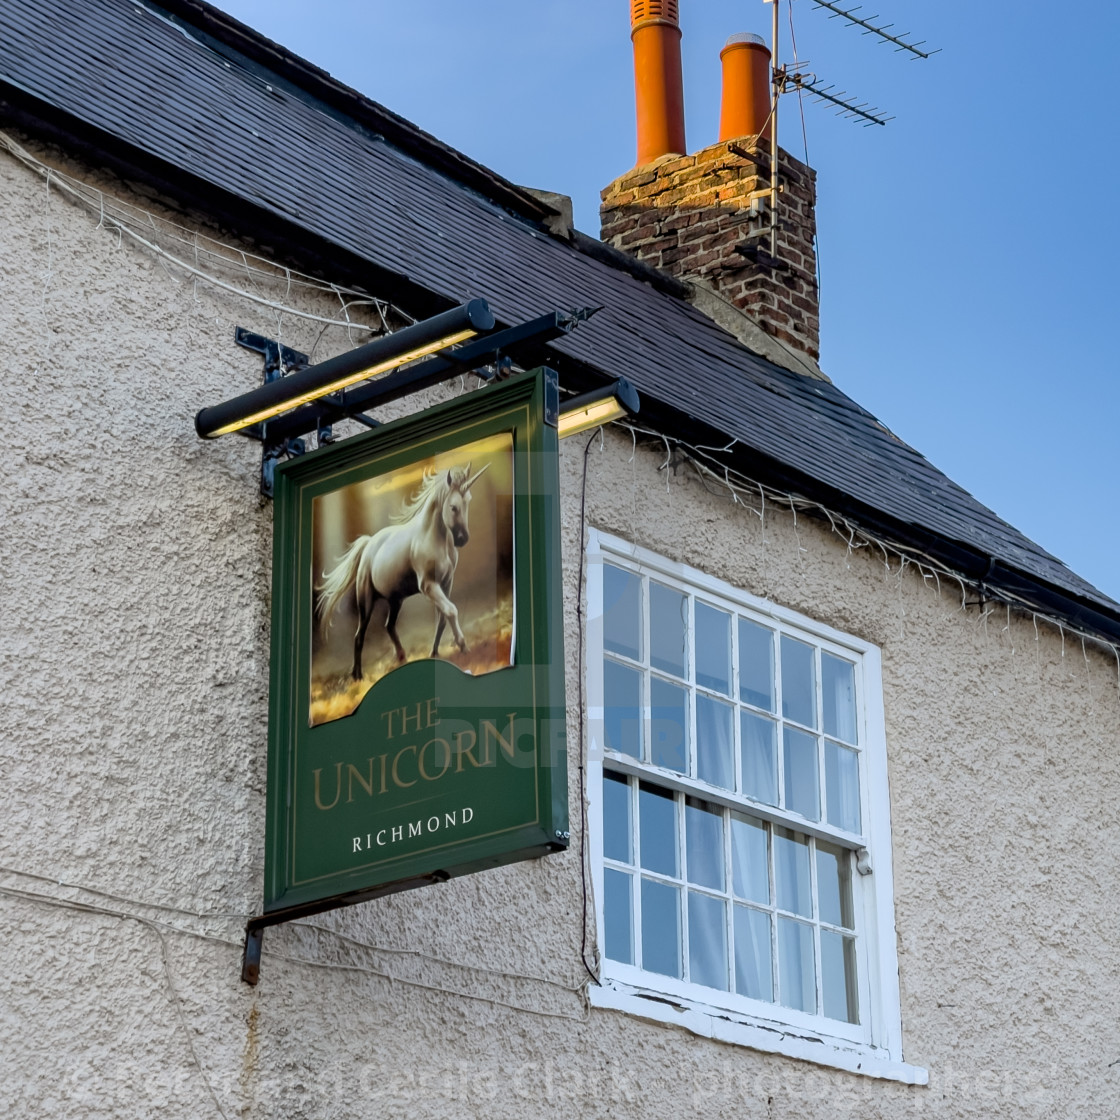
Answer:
top-left (4, 57), bottom-right (1117, 645)
top-left (617, 393), bottom-right (1120, 648)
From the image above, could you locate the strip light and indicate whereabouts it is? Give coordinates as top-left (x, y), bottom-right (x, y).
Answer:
top-left (557, 377), bottom-right (640, 438)
top-left (195, 300), bottom-right (495, 439)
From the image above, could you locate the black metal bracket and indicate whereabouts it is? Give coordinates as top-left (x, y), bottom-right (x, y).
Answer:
top-left (260, 437), bottom-right (306, 498)
top-left (240, 869), bottom-right (452, 985)
top-left (235, 327), bottom-right (309, 379)
top-left (734, 242), bottom-right (792, 272)
top-left (728, 141), bottom-right (768, 166)
top-left (544, 367), bottom-right (560, 428)
top-left (241, 924), bottom-right (264, 985)
top-left (235, 327), bottom-right (317, 497)
top-left (232, 307), bottom-right (596, 497)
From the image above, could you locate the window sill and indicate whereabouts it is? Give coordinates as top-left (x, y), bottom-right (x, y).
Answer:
top-left (589, 976), bottom-right (929, 1086)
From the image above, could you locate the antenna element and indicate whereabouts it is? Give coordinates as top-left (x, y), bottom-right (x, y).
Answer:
top-left (809, 0), bottom-right (941, 60)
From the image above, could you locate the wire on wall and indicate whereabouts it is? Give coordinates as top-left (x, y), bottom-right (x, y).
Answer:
top-left (574, 430), bottom-right (602, 985)
top-left (0, 129), bottom-right (411, 337)
top-left (0, 872), bottom-right (588, 1021)
top-left (0, 880), bottom-right (589, 1117)
top-left (607, 421), bottom-right (1120, 699)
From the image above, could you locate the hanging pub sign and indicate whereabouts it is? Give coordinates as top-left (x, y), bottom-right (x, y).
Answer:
top-left (258, 368), bottom-right (568, 934)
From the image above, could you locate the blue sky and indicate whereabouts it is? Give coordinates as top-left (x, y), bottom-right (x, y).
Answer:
top-left (213, 0), bottom-right (1119, 601)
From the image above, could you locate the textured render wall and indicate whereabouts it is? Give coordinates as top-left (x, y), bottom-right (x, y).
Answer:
top-left (2, 133), bottom-right (1119, 1119)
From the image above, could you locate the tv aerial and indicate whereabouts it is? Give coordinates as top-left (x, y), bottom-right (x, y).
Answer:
top-left (756, 0), bottom-right (939, 257)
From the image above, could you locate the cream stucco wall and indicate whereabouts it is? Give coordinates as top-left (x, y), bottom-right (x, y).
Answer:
top-left (2, 133), bottom-right (1119, 1119)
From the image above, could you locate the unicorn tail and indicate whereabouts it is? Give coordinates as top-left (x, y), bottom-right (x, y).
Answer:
top-left (316, 536), bottom-right (369, 635)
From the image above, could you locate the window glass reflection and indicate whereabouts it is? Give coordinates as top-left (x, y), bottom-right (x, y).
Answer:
top-left (650, 677), bottom-right (688, 773)
top-left (641, 878), bottom-right (682, 978)
top-left (686, 798), bottom-right (724, 890)
top-left (822, 653), bottom-right (856, 743)
top-left (696, 694), bottom-right (734, 790)
top-left (774, 828), bottom-right (812, 918)
top-left (603, 565), bottom-right (641, 660)
top-left (603, 771), bottom-right (632, 864)
top-left (650, 582), bottom-right (687, 679)
top-left (825, 741), bottom-right (861, 834)
top-left (688, 891), bottom-right (729, 990)
top-left (741, 712), bottom-right (777, 805)
top-left (604, 659), bottom-right (641, 758)
top-left (778, 917), bottom-right (816, 1013)
top-left (780, 636), bottom-right (816, 728)
top-left (783, 727), bottom-right (820, 821)
top-left (734, 904), bottom-right (773, 1002)
top-left (816, 842), bottom-right (854, 929)
top-left (739, 619), bottom-right (774, 711)
top-left (821, 930), bottom-right (859, 1023)
top-left (639, 783), bottom-right (678, 877)
top-left (695, 601), bottom-right (731, 694)
top-left (604, 868), bottom-right (633, 965)
top-left (731, 813), bottom-right (769, 904)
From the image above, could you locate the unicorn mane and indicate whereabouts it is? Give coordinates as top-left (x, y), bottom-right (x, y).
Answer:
top-left (390, 467), bottom-right (450, 524)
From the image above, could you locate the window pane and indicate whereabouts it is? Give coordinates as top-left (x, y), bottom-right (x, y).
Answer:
top-left (639, 783), bottom-right (678, 877)
top-left (734, 905), bottom-right (773, 1002)
top-left (641, 878), bottom-right (682, 978)
top-left (821, 930), bottom-right (859, 1023)
top-left (825, 741), bottom-right (861, 834)
top-left (731, 813), bottom-right (769, 904)
top-left (603, 771), bottom-right (632, 864)
top-left (783, 727), bottom-right (820, 821)
top-left (774, 828), bottom-right (812, 917)
top-left (604, 868), bottom-right (634, 965)
top-left (741, 712), bottom-right (777, 805)
top-left (778, 917), bottom-right (816, 1014)
top-left (739, 620), bottom-right (774, 711)
top-left (686, 798), bottom-right (724, 890)
top-left (822, 653), bottom-right (857, 743)
top-left (780, 636), bottom-right (816, 728)
top-left (603, 659), bottom-right (641, 758)
top-left (688, 891), bottom-right (729, 991)
top-left (696, 694), bottom-right (734, 790)
top-left (650, 582), bottom-right (687, 679)
top-left (695, 602), bottom-right (731, 694)
top-left (604, 565), bottom-right (641, 660)
top-left (816, 842), bottom-right (854, 929)
top-left (650, 677), bottom-right (688, 773)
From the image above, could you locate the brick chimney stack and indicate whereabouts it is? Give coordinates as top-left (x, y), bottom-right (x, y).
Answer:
top-left (601, 30), bottom-right (822, 375)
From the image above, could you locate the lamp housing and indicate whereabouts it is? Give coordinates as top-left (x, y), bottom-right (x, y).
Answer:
top-left (195, 299), bottom-right (495, 439)
top-left (556, 377), bottom-right (640, 438)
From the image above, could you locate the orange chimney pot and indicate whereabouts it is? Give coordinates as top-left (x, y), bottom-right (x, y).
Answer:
top-left (718, 33), bottom-right (772, 142)
top-left (630, 0), bottom-right (686, 165)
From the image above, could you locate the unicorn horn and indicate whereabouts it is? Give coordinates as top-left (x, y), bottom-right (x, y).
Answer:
top-left (463, 462), bottom-right (490, 491)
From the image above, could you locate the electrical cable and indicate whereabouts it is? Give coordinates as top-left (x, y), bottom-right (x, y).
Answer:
top-left (0, 883), bottom-right (589, 1022)
top-left (611, 421), bottom-right (1120, 684)
top-left (573, 429), bottom-right (602, 985)
top-left (0, 129), bottom-right (410, 334)
top-left (787, 0), bottom-right (823, 297)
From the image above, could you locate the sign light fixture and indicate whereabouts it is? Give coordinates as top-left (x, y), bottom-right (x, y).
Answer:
top-left (556, 377), bottom-right (640, 438)
top-left (195, 300), bottom-right (496, 439)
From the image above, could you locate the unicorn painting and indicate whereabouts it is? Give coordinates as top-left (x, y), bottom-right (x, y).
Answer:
top-left (317, 462), bottom-right (490, 680)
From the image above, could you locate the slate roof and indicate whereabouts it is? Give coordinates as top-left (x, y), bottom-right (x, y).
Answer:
top-left (2, 0), bottom-right (1117, 639)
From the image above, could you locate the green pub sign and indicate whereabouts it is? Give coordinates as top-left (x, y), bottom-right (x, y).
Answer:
top-left (263, 370), bottom-right (568, 919)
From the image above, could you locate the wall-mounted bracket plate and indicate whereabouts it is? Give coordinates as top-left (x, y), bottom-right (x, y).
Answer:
top-left (235, 327), bottom-right (312, 497)
top-left (235, 327), bottom-right (309, 381)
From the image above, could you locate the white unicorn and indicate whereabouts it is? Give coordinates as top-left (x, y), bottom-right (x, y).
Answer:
top-left (317, 462), bottom-right (489, 679)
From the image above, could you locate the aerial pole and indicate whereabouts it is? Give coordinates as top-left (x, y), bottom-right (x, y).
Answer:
top-left (769, 0), bottom-right (780, 258)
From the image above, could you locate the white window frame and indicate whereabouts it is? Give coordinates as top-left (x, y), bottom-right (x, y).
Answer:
top-left (585, 530), bottom-right (926, 1084)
